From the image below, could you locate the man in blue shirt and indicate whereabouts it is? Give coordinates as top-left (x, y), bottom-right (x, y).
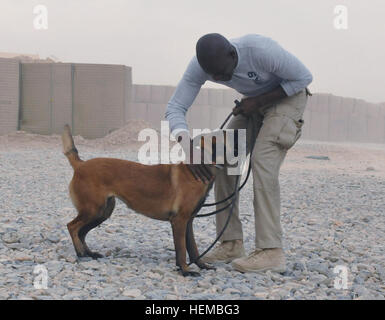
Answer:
top-left (165, 33), bottom-right (312, 273)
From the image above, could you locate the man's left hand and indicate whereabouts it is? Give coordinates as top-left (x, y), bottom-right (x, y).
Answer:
top-left (232, 86), bottom-right (288, 117)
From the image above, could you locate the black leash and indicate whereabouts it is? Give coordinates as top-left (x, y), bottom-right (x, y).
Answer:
top-left (190, 88), bottom-right (311, 264)
top-left (188, 175), bottom-right (240, 266)
top-left (198, 86), bottom-right (311, 212)
top-left (197, 99), bottom-right (253, 215)
top-left (188, 100), bottom-right (256, 266)
top-left (197, 162), bottom-right (252, 216)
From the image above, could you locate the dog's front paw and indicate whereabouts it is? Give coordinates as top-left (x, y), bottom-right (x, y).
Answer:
top-left (88, 252), bottom-right (103, 259)
top-left (181, 270), bottom-right (201, 277)
top-left (177, 266), bottom-right (201, 277)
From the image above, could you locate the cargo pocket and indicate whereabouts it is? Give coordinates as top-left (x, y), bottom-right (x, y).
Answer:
top-left (277, 117), bottom-right (304, 150)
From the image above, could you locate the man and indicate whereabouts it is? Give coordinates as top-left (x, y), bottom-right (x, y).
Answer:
top-left (165, 33), bottom-right (313, 273)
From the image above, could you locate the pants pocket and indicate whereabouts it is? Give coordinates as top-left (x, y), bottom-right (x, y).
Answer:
top-left (275, 90), bottom-right (307, 120)
top-left (277, 117), bottom-right (304, 150)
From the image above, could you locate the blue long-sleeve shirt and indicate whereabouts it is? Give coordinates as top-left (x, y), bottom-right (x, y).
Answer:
top-left (165, 34), bottom-right (313, 135)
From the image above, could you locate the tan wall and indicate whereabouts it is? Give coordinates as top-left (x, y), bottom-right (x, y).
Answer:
top-left (0, 60), bottom-right (384, 143)
top-left (0, 58), bottom-right (19, 135)
top-left (72, 64), bottom-right (131, 138)
top-left (18, 63), bottom-right (132, 138)
top-left (20, 63), bottom-right (73, 135)
top-left (129, 84), bottom-right (242, 130)
top-left (129, 85), bottom-right (385, 143)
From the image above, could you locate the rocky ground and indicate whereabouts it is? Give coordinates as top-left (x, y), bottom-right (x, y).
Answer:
top-left (0, 128), bottom-right (384, 300)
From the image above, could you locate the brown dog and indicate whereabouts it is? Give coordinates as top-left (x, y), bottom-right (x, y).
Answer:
top-left (61, 124), bottom-right (217, 276)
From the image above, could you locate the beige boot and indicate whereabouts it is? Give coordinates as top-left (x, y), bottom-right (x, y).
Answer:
top-left (201, 240), bottom-right (245, 263)
top-left (231, 248), bottom-right (286, 273)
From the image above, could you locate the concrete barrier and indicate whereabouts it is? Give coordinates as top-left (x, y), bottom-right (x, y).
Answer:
top-left (0, 59), bottom-right (384, 143)
top-left (20, 63), bottom-right (52, 135)
top-left (17, 62), bottom-right (132, 138)
top-left (146, 103), bottom-right (167, 129)
top-left (348, 99), bottom-right (368, 143)
top-left (328, 95), bottom-right (347, 142)
top-left (312, 93), bottom-right (330, 141)
top-left (129, 86), bottom-right (385, 144)
top-left (0, 58), bottom-right (19, 135)
top-left (73, 64), bottom-right (131, 138)
top-left (366, 103), bottom-right (383, 143)
top-left (51, 64), bottom-right (73, 134)
top-left (186, 104), bottom-right (212, 131)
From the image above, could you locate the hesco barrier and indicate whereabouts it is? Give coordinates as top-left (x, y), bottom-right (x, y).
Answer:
top-left (0, 60), bottom-right (384, 143)
top-left (129, 84), bottom-right (385, 144)
top-left (18, 62), bottom-right (131, 139)
top-left (0, 58), bottom-right (20, 135)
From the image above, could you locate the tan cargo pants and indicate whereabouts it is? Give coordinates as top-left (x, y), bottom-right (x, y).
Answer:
top-left (214, 88), bottom-right (308, 249)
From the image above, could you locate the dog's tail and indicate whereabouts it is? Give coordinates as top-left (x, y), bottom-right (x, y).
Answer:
top-left (61, 124), bottom-right (83, 170)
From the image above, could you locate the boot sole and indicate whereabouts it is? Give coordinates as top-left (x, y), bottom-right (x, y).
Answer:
top-left (201, 257), bottom-right (239, 264)
top-left (201, 254), bottom-right (246, 264)
top-left (231, 262), bottom-right (286, 274)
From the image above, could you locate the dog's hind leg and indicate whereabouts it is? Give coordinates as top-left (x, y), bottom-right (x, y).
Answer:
top-left (68, 197), bottom-right (115, 259)
top-left (67, 215), bottom-right (88, 257)
top-left (186, 220), bottom-right (216, 271)
top-left (170, 215), bottom-right (200, 277)
top-left (79, 197), bottom-right (116, 258)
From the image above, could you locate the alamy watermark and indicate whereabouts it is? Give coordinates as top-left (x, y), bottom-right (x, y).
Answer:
top-left (137, 121), bottom-right (247, 175)
top-left (33, 4), bottom-right (48, 30)
top-left (333, 265), bottom-right (349, 290)
top-left (334, 5), bottom-right (348, 30)
top-left (33, 264), bottom-right (48, 289)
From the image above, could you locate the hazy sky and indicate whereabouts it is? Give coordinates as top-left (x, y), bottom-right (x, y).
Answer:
top-left (1, 0), bottom-right (384, 103)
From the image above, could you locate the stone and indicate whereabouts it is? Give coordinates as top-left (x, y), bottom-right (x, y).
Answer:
top-left (2, 232), bottom-right (20, 244)
top-left (14, 253), bottom-right (34, 262)
top-left (122, 288), bottom-right (142, 298)
top-left (223, 288), bottom-right (241, 295)
top-left (305, 155), bottom-right (330, 160)
top-left (46, 234), bottom-right (60, 243)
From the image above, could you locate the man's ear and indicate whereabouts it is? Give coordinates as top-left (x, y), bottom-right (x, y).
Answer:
top-left (229, 46), bottom-right (237, 61)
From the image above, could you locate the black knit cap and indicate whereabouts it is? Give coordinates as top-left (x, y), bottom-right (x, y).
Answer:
top-left (196, 33), bottom-right (232, 74)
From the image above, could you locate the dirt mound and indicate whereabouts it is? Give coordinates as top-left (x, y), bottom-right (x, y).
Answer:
top-left (0, 120), bottom-right (159, 151)
top-left (75, 119), bottom-right (158, 150)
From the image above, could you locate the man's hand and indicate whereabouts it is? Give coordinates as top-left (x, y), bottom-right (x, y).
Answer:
top-left (232, 86), bottom-right (288, 117)
top-left (232, 97), bottom-right (259, 116)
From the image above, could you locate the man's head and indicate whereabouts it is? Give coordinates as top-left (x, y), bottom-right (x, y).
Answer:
top-left (196, 33), bottom-right (238, 81)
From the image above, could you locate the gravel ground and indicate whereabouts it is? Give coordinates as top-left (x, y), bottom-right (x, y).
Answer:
top-left (0, 131), bottom-right (384, 300)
